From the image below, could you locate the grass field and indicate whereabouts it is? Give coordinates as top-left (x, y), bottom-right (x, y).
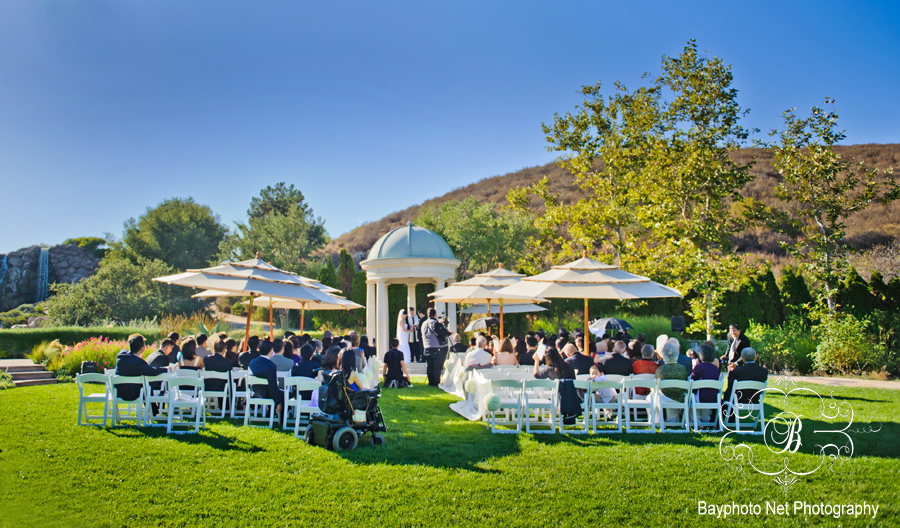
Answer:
top-left (1, 378), bottom-right (898, 527)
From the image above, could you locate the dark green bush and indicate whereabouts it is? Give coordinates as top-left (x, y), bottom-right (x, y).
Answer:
top-left (746, 316), bottom-right (817, 374)
top-left (0, 304), bottom-right (37, 328)
top-left (0, 327), bottom-right (162, 358)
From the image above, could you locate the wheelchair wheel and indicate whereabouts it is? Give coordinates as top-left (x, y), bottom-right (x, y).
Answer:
top-left (303, 426), bottom-right (314, 445)
top-left (371, 433), bottom-right (385, 446)
top-left (332, 427), bottom-right (358, 451)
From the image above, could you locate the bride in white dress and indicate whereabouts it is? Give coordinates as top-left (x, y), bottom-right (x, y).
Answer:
top-left (396, 309), bottom-right (412, 364)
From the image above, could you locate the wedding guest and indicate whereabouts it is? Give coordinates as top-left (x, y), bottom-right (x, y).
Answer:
top-left (632, 344), bottom-right (659, 396)
top-left (270, 339), bottom-right (293, 371)
top-left (655, 343), bottom-right (689, 421)
top-left (560, 342), bottom-right (578, 359)
top-left (464, 336), bottom-right (493, 367)
top-left (177, 337), bottom-right (203, 370)
top-left (224, 338), bottom-right (239, 368)
top-left (248, 342), bottom-right (284, 413)
top-left (204, 340), bottom-right (233, 393)
top-left (691, 344), bottom-right (721, 418)
top-left (383, 338), bottom-right (411, 388)
top-left (238, 336), bottom-right (261, 368)
top-left (450, 334), bottom-right (468, 353)
top-left (534, 347), bottom-right (575, 380)
top-left (310, 339), bottom-right (324, 364)
top-left (723, 347), bottom-right (768, 404)
top-left (596, 341), bottom-right (633, 376)
top-left (516, 337), bottom-right (534, 366)
top-left (588, 365), bottom-right (617, 404)
top-left (291, 344), bottom-right (320, 379)
top-left (360, 335), bottom-right (377, 359)
top-left (657, 337), bottom-right (693, 372)
top-left (195, 334), bottom-right (211, 359)
top-left (338, 350), bottom-right (364, 391)
top-left (492, 338), bottom-right (517, 365)
top-left (320, 345), bottom-right (341, 371)
top-left (565, 341), bottom-right (594, 375)
top-left (115, 335), bottom-right (165, 402)
top-left (147, 339), bottom-right (173, 368)
top-left (626, 339), bottom-right (643, 361)
top-left (166, 332), bottom-right (181, 364)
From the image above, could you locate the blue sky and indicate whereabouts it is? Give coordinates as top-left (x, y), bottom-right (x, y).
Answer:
top-left (1, 0), bottom-right (898, 254)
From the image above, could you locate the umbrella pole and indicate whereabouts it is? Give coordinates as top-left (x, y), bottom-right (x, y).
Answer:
top-left (243, 293), bottom-right (255, 352)
top-left (300, 305), bottom-right (306, 334)
top-left (499, 299), bottom-right (504, 338)
top-left (269, 298), bottom-right (274, 340)
top-left (584, 298), bottom-right (589, 346)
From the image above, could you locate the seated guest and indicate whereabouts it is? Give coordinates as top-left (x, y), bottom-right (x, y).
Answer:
top-left (147, 339), bottom-right (174, 368)
top-left (320, 345), bottom-right (341, 371)
top-left (348, 334), bottom-right (368, 373)
top-left (204, 340), bottom-right (233, 393)
top-left (115, 335), bottom-right (166, 401)
top-left (534, 346), bottom-right (576, 380)
top-left (594, 340), bottom-right (609, 361)
top-left (310, 339), bottom-right (324, 364)
top-left (565, 342), bottom-right (594, 375)
top-left (588, 365), bottom-right (617, 404)
top-left (281, 340), bottom-right (299, 365)
top-left (359, 335), bottom-right (377, 359)
top-left (464, 336), bottom-right (493, 368)
top-left (321, 331), bottom-right (333, 351)
top-left (270, 339), bottom-right (294, 372)
top-left (283, 331), bottom-right (295, 340)
top-left (292, 344), bottom-right (320, 379)
top-left (338, 349), bottom-right (364, 391)
top-left (596, 341), bottom-right (633, 376)
top-left (655, 343), bottom-right (689, 421)
top-left (248, 343), bottom-right (284, 413)
top-left (450, 334), bottom-right (468, 353)
top-left (555, 336), bottom-right (568, 352)
top-left (195, 333), bottom-right (211, 359)
top-left (467, 336), bottom-right (477, 352)
top-left (177, 338), bottom-right (203, 370)
top-left (516, 337), bottom-right (534, 366)
top-left (238, 336), bottom-right (261, 368)
top-left (224, 338), bottom-right (239, 368)
top-left (691, 344), bottom-right (721, 420)
top-left (626, 340), bottom-right (643, 361)
top-left (723, 347), bottom-right (768, 404)
top-left (560, 343), bottom-right (578, 359)
top-left (632, 344), bottom-right (659, 396)
top-left (383, 338), bottom-right (411, 388)
top-left (165, 332), bottom-right (181, 364)
top-left (492, 338), bottom-right (518, 365)
top-left (657, 337), bottom-right (693, 372)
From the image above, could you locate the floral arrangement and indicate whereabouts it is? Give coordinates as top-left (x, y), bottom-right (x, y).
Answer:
top-left (47, 336), bottom-right (128, 377)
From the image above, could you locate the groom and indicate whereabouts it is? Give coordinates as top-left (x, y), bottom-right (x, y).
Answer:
top-left (407, 307), bottom-right (423, 363)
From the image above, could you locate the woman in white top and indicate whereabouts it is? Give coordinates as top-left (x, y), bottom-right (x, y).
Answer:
top-left (395, 309), bottom-right (412, 364)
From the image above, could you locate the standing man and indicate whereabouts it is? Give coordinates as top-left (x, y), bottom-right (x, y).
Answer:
top-left (420, 308), bottom-right (451, 386)
top-left (722, 323), bottom-right (751, 367)
top-left (407, 307), bottom-right (422, 364)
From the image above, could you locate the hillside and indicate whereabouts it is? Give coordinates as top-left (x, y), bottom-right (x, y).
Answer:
top-left (326, 144), bottom-right (900, 257)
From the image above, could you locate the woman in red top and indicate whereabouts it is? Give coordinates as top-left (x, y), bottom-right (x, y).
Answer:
top-left (631, 344), bottom-right (659, 396)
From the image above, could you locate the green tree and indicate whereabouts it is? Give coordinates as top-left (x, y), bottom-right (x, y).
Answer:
top-left (336, 250), bottom-right (356, 297)
top-left (44, 257), bottom-right (205, 326)
top-left (834, 267), bottom-right (879, 318)
top-left (770, 99), bottom-right (899, 311)
top-left (62, 237), bottom-right (108, 259)
top-left (779, 266), bottom-right (814, 319)
top-left (316, 256), bottom-right (338, 289)
top-left (123, 197), bottom-right (227, 270)
top-left (416, 197), bottom-right (536, 278)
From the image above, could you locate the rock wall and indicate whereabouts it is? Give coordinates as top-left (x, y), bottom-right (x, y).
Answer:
top-left (0, 244), bottom-right (101, 311)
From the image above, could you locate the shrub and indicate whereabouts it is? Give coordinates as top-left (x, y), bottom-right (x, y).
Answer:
top-left (0, 370), bottom-right (14, 390)
top-left (813, 313), bottom-right (888, 373)
top-left (47, 336), bottom-right (127, 377)
top-left (0, 304), bottom-right (37, 328)
top-left (25, 340), bottom-right (64, 365)
top-left (746, 317), bottom-right (817, 374)
top-left (0, 327), bottom-right (161, 358)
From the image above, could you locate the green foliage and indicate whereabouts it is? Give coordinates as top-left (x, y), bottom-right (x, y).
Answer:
top-left (62, 237), bottom-right (107, 258)
top-left (25, 340), bottom-right (64, 365)
top-left (42, 257), bottom-right (206, 326)
top-left (316, 257), bottom-right (338, 289)
top-left (0, 304), bottom-right (37, 327)
top-left (719, 267), bottom-right (784, 330)
top-left (416, 197), bottom-right (536, 278)
top-left (835, 267), bottom-right (879, 318)
top-left (770, 99), bottom-right (900, 312)
top-left (123, 197), bottom-right (227, 270)
top-left (220, 184), bottom-right (327, 276)
top-left (0, 327), bottom-right (160, 358)
top-left (0, 370), bottom-right (14, 389)
top-left (813, 312), bottom-right (888, 373)
top-left (779, 265), bottom-right (813, 318)
top-left (46, 336), bottom-right (127, 377)
top-left (746, 317), bottom-right (817, 374)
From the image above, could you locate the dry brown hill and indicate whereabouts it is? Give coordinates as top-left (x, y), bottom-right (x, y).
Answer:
top-left (326, 144), bottom-right (900, 257)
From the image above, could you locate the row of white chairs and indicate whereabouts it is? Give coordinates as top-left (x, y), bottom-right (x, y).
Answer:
top-left (485, 375), bottom-right (766, 435)
top-left (76, 370), bottom-right (323, 436)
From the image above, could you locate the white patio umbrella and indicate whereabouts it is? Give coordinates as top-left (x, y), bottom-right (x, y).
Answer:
top-left (242, 295), bottom-right (363, 332)
top-left (493, 253), bottom-right (682, 340)
top-left (460, 303), bottom-right (547, 314)
top-left (154, 255), bottom-right (343, 347)
top-left (430, 266), bottom-right (547, 337)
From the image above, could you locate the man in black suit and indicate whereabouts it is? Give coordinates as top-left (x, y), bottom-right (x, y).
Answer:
top-left (146, 339), bottom-right (174, 369)
top-left (114, 335), bottom-right (166, 402)
top-left (565, 346), bottom-right (594, 375)
top-left (596, 340), bottom-right (634, 376)
top-left (165, 332), bottom-right (181, 364)
top-left (722, 323), bottom-right (751, 366)
top-left (248, 343), bottom-right (284, 412)
top-left (723, 347), bottom-right (768, 404)
top-left (204, 340), bottom-right (233, 392)
top-left (238, 335), bottom-right (261, 368)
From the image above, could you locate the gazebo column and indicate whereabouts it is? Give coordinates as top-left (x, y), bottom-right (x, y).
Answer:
top-left (366, 281), bottom-right (376, 340)
top-left (448, 301), bottom-right (457, 334)
top-left (376, 280), bottom-right (388, 358)
top-left (406, 283), bottom-right (417, 313)
top-left (435, 279), bottom-right (446, 319)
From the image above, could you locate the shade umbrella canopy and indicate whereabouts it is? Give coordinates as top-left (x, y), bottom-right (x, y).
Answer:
top-left (460, 303), bottom-right (547, 314)
top-left (494, 255), bottom-right (682, 339)
top-left (589, 317), bottom-right (633, 335)
top-left (464, 317), bottom-right (500, 332)
top-left (243, 296), bottom-right (363, 311)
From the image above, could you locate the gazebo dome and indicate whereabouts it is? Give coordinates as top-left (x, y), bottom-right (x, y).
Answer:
top-left (366, 222), bottom-right (455, 261)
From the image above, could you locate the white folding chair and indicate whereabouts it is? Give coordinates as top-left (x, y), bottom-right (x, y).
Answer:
top-left (724, 380), bottom-right (767, 435)
top-left (143, 373), bottom-right (170, 426)
top-left (202, 371), bottom-right (231, 419)
top-left (76, 373), bottom-right (110, 427)
top-left (655, 379), bottom-right (691, 433)
top-left (288, 379), bottom-right (321, 436)
top-left (244, 375), bottom-right (277, 428)
top-left (488, 379), bottom-right (523, 434)
top-left (166, 377), bottom-right (206, 434)
top-left (523, 379), bottom-right (557, 434)
top-left (622, 378), bottom-right (656, 433)
top-left (690, 378), bottom-right (724, 433)
top-left (589, 379), bottom-right (623, 433)
top-left (110, 376), bottom-right (146, 427)
top-left (276, 370), bottom-right (290, 389)
top-left (559, 379), bottom-right (590, 434)
top-left (230, 370), bottom-right (248, 419)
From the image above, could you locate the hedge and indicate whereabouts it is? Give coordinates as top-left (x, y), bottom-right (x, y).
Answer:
top-left (0, 327), bottom-right (163, 358)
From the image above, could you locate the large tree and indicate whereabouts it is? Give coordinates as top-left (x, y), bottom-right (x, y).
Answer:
top-left (123, 197), bottom-right (227, 270)
top-left (770, 100), bottom-right (899, 312)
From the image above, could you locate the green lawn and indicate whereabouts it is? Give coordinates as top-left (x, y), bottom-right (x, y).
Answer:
top-left (1, 379), bottom-right (898, 527)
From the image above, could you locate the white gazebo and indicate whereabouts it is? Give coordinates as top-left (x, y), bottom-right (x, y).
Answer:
top-left (360, 222), bottom-right (460, 357)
